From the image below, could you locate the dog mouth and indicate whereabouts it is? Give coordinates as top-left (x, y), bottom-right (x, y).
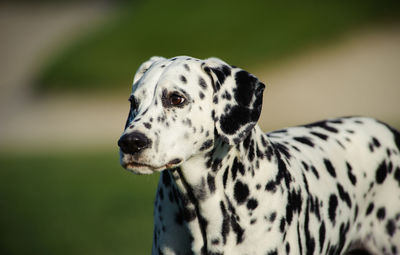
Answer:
top-left (121, 158), bottom-right (182, 174)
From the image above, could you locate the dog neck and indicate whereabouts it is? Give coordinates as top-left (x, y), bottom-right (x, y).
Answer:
top-left (170, 125), bottom-right (282, 253)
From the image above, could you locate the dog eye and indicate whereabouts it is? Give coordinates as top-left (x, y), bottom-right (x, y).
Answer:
top-left (168, 93), bottom-right (185, 106)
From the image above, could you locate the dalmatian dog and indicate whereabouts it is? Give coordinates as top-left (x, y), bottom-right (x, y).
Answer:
top-left (118, 56), bottom-right (400, 255)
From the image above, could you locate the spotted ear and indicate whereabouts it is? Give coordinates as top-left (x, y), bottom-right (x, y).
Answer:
top-left (202, 58), bottom-right (265, 145)
top-left (133, 56), bottom-right (166, 84)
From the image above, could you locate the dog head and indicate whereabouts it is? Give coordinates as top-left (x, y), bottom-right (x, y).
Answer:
top-left (118, 56), bottom-right (265, 174)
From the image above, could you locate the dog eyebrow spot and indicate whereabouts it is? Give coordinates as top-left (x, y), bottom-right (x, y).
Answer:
top-left (184, 64), bottom-right (190, 71)
top-left (199, 77), bottom-right (207, 89)
top-left (180, 75), bottom-right (187, 84)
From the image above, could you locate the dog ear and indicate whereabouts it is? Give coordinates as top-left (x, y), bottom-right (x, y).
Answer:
top-left (133, 56), bottom-right (166, 84)
top-left (202, 57), bottom-right (265, 145)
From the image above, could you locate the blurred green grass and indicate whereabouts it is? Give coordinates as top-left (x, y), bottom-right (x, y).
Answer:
top-left (36, 0), bottom-right (400, 93)
top-left (0, 151), bottom-right (159, 255)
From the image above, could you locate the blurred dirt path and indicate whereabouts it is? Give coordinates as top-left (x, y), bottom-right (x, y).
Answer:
top-left (0, 2), bottom-right (112, 125)
top-left (0, 2), bottom-right (114, 151)
top-left (0, 18), bottom-right (399, 151)
top-left (256, 24), bottom-right (400, 131)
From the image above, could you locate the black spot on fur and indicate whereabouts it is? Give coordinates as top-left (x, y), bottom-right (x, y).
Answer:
top-left (144, 122), bottom-right (151, 129)
top-left (200, 139), bottom-right (213, 151)
top-left (302, 161), bottom-right (309, 171)
top-left (184, 64), bottom-right (190, 71)
top-left (211, 65), bottom-right (231, 86)
top-left (310, 165), bottom-right (320, 179)
top-left (199, 77), bottom-right (207, 89)
top-left (377, 207), bottom-right (386, 220)
top-left (366, 202), bottom-right (374, 215)
top-left (310, 131), bottom-right (328, 140)
top-left (304, 201), bottom-right (316, 255)
top-left (324, 159), bottom-right (336, 178)
top-left (280, 217), bottom-right (286, 233)
top-left (319, 221), bottom-right (326, 253)
top-left (372, 137), bottom-right (381, 147)
top-left (286, 243), bottom-right (291, 254)
top-left (223, 166), bottom-right (229, 188)
top-left (265, 180), bottom-right (277, 192)
top-left (211, 239), bottom-right (220, 246)
top-left (243, 134), bottom-right (251, 150)
top-left (346, 162), bottom-right (357, 186)
top-left (270, 212), bottom-right (277, 222)
top-left (180, 75), bottom-right (187, 83)
top-left (231, 214), bottom-right (244, 244)
top-left (337, 183), bottom-right (352, 208)
top-left (207, 174), bottom-right (216, 194)
top-left (376, 160), bottom-right (388, 184)
top-left (234, 70), bottom-right (258, 106)
top-left (234, 181), bottom-right (249, 204)
top-left (294, 136), bottom-right (314, 147)
top-left (395, 167), bottom-right (400, 187)
top-left (220, 201), bottom-right (230, 244)
top-left (219, 106), bottom-right (253, 136)
top-left (246, 198), bottom-right (258, 210)
top-left (386, 219), bottom-right (396, 236)
top-left (286, 189), bottom-right (302, 226)
top-left (274, 143), bottom-right (291, 160)
top-left (328, 194), bottom-right (338, 224)
top-left (297, 223), bottom-right (303, 255)
top-left (305, 120), bottom-right (338, 133)
top-left (199, 91), bottom-right (205, 99)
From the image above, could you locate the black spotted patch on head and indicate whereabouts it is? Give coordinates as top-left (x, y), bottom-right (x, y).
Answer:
top-left (184, 64), bottom-right (190, 71)
top-left (219, 106), bottom-right (253, 136)
top-left (180, 75), bottom-right (187, 84)
top-left (199, 91), bottom-right (205, 99)
top-left (216, 70), bottom-right (264, 143)
top-left (144, 122), bottom-right (152, 129)
top-left (234, 70), bottom-right (258, 106)
top-left (210, 65), bottom-right (231, 88)
top-left (199, 77), bottom-right (207, 89)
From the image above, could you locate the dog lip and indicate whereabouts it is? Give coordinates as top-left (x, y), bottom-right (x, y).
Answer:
top-left (122, 158), bottom-right (183, 171)
top-left (123, 160), bottom-right (155, 169)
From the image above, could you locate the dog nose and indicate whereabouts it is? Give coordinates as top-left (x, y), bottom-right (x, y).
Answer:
top-left (118, 132), bottom-right (151, 154)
